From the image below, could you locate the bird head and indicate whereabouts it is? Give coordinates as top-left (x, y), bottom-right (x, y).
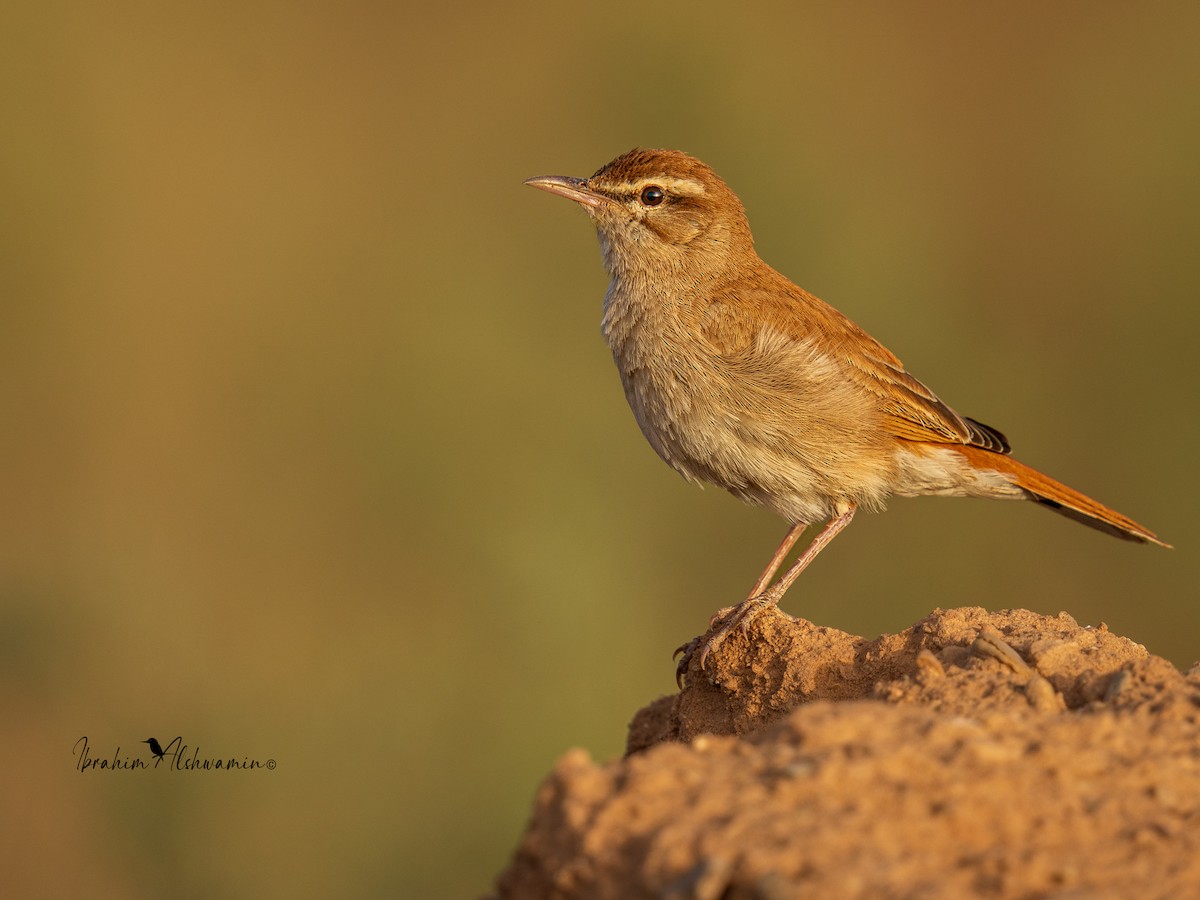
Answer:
top-left (525, 148), bottom-right (755, 281)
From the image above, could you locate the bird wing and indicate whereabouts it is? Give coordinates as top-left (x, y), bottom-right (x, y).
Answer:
top-left (839, 330), bottom-right (1010, 453)
top-left (755, 277), bottom-right (1011, 454)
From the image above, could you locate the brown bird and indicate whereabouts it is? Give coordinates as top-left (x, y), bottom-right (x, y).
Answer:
top-left (525, 149), bottom-right (1168, 676)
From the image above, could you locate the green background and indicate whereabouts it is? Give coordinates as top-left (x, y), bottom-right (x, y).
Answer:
top-left (3, 2), bottom-right (1197, 897)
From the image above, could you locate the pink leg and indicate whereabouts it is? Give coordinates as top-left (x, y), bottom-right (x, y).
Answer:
top-left (759, 503), bottom-right (857, 605)
top-left (679, 502), bottom-right (859, 683)
top-left (746, 521), bottom-right (809, 600)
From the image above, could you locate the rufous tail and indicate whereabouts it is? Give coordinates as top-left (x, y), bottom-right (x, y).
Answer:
top-left (951, 445), bottom-right (1171, 548)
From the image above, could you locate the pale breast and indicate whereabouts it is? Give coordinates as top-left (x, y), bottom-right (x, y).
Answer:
top-left (602, 282), bottom-right (898, 522)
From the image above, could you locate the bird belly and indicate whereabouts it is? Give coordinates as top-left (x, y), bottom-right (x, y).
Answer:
top-left (613, 335), bottom-right (899, 523)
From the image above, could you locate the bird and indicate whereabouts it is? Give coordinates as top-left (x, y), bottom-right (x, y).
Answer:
top-left (143, 738), bottom-right (166, 759)
top-left (524, 148), bottom-right (1168, 678)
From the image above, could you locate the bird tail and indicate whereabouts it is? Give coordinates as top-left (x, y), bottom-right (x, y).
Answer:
top-left (950, 445), bottom-right (1171, 548)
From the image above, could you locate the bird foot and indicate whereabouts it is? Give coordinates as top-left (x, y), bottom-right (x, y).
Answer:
top-left (674, 595), bottom-right (779, 687)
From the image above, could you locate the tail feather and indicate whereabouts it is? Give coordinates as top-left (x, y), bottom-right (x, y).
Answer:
top-left (951, 445), bottom-right (1171, 548)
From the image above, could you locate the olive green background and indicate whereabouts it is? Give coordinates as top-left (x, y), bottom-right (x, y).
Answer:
top-left (3, 2), bottom-right (1197, 897)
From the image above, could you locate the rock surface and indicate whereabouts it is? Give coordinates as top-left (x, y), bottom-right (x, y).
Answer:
top-left (494, 607), bottom-right (1200, 899)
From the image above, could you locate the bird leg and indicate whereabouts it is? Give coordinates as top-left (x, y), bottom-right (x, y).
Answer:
top-left (676, 503), bottom-right (858, 684)
top-left (744, 519), bottom-right (810, 600)
top-left (756, 502), bottom-right (857, 606)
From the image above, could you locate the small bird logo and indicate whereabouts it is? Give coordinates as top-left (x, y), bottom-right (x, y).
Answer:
top-left (143, 738), bottom-right (166, 759)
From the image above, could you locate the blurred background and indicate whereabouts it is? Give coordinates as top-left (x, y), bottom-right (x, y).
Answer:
top-left (2, 1), bottom-right (1197, 896)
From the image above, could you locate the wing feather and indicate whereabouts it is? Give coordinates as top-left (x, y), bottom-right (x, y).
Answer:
top-left (742, 274), bottom-right (1011, 454)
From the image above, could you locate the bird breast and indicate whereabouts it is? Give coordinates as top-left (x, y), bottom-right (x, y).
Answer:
top-left (600, 277), bottom-right (898, 522)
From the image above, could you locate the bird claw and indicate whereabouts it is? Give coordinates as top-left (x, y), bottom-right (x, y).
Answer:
top-left (705, 603), bottom-right (738, 630)
top-left (673, 638), bottom-right (699, 688)
top-left (675, 595), bottom-right (778, 688)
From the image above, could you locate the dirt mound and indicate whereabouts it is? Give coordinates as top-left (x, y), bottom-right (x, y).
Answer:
top-left (493, 607), bottom-right (1200, 899)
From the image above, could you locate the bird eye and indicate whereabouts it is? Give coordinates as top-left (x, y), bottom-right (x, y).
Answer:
top-left (640, 185), bottom-right (665, 207)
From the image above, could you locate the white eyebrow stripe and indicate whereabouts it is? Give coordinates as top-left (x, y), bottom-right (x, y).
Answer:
top-left (610, 177), bottom-right (707, 198)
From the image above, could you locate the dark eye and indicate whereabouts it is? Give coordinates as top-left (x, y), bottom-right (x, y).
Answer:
top-left (640, 185), bottom-right (665, 207)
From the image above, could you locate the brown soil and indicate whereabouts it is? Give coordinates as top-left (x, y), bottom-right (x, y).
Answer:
top-left (492, 607), bottom-right (1200, 899)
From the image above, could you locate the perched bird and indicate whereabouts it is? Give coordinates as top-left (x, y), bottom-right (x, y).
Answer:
top-left (525, 149), bottom-right (1168, 675)
top-left (143, 737), bottom-right (166, 759)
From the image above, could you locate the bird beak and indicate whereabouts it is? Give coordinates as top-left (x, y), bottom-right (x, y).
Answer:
top-left (524, 175), bottom-right (613, 210)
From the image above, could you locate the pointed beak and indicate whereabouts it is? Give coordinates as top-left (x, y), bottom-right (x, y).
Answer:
top-left (524, 175), bottom-right (613, 210)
